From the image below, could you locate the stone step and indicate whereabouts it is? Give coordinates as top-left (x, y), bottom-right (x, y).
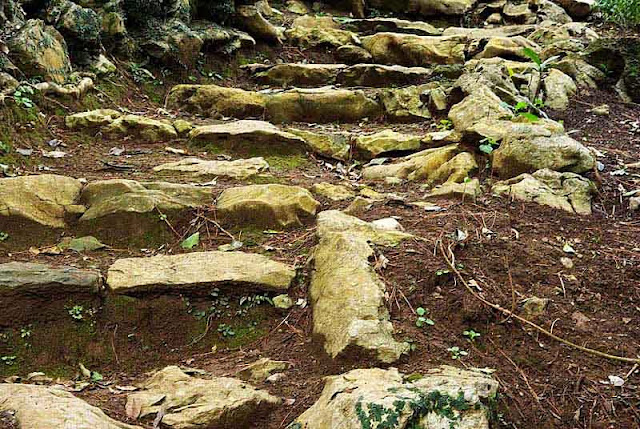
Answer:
top-left (0, 383), bottom-right (140, 429)
top-left (107, 251), bottom-right (296, 295)
top-left (310, 210), bottom-right (412, 363)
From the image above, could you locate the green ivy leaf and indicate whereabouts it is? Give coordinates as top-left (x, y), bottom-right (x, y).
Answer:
top-left (181, 232), bottom-right (200, 249)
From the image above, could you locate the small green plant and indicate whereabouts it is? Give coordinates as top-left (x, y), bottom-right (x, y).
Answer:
top-left (463, 329), bottom-right (481, 342)
top-left (447, 346), bottom-right (469, 360)
top-left (479, 137), bottom-right (500, 155)
top-left (129, 63), bottom-right (155, 84)
top-left (436, 119), bottom-right (453, 131)
top-left (597, 0), bottom-right (640, 27)
top-left (68, 305), bottom-right (85, 321)
top-left (522, 48), bottom-right (560, 74)
top-left (415, 307), bottom-right (435, 328)
top-left (13, 85), bottom-right (35, 109)
top-left (180, 232), bottom-right (200, 249)
top-left (1, 355), bottom-right (17, 365)
top-left (217, 323), bottom-right (235, 338)
top-left (435, 268), bottom-right (450, 276)
top-left (0, 232), bottom-right (8, 242)
top-left (0, 141), bottom-right (9, 154)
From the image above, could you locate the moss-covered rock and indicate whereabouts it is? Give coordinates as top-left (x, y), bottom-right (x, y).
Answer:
top-left (361, 33), bottom-right (466, 66)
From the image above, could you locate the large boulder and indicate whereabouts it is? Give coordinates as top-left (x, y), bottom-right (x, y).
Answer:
top-left (361, 33), bottom-right (466, 66)
top-left (0, 174), bottom-right (84, 229)
top-left (477, 36), bottom-right (540, 60)
top-left (7, 19), bottom-right (71, 83)
top-left (556, 0), bottom-right (595, 18)
top-left (236, 4), bottom-right (282, 43)
top-left (167, 84), bottom-right (267, 118)
top-left (266, 88), bottom-right (382, 123)
top-left (217, 184), bottom-right (320, 228)
top-left (311, 210), bottom-right (411, 363)
top-left (153, 157), bottom-right (269, 180)
top-left (126, 366), bottom-right (280, 427)
top-left (448, 86), bottom-right (514, 133)
top-left (493, 168), bottom-right (595, 214)
top-left (107, 251), bottom-right (295, 294)
top-left (493, 134), bottom-right (595, 178)
top-left (355, 130), bottom-right (423, 158)
top-left (0, 384), bottom-right (139, 429)
top-left (543, 69), bottom-right (577, 111)
top-left (289, 366), bottom-right (498, 429)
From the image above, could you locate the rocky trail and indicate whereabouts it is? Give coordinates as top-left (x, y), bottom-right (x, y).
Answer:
top-left (1, 0), bottom-right (639, 428)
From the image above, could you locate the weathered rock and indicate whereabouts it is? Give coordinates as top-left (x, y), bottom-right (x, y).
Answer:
top-left (43, 0), bottom-right (101, 61)
top-left (285, 15), bottom-right (358, 48)
top-left (335, 44), bottom-right (373, 64)
top-left (477, 36), bottom-right (540, 60)
top-left (65, 109), bottom-right (121, 130)
top-left (312, 211), bottom-right (411, 362)
top-left (522, 296), bottom-right (549, 317)
top-left (502, 3), bottom-right (535, 23)
top-left (290, 366), bottom-right (498, 429)
top-left (362, 144), bottom-right (461, 181)
top-left (341, 17), bottom-right (443, 36)
top-left (356, 130), bottom-right (423, 158)
top-left (286, 0), bottom-right (309, 14)
top-left (557, 0), bottom-right (595, 18)
top-left (189, 120), bottom-right (306, 151)
top-left (312, 183), bottom-right (355, 201)
top-left (361, 33), bottom-right (466, 66)
top-left (535, 0), bottom-right (573, 23)
top-left (552, 57), bottom-right (605, 89)
top-left (427, 178), bottom-right (482, 200)
top-left (0, 384), bottom-right (139, 429)
top-left (153, 157), bottom-right (269, 180)
top-left (173, 119), bottom-right (194, 135)
top-left (492, 169), bottom-right (595, 214)
top-left (8, 19), bottom-right (71, 83)
top-left (417, 151), bottom-right (478, 184)
top-left (103, 115), bottom-right (178, 141)
top-left (237, 358), bottom-right (290, 382)
top-left (58, 236), bottom-right (106, 252)
top-left (465, 117), bottom-right (564, 142)
top-left (255, 63), bottom-right (345, 87)
top-left (543, 69), bottom-right (577, 111)
top-left (380, 84), bottom-right (434, 121)
top-left (0, 262), bottom-right (101, 297)
top-left (266, 88), bottom-right (382, 123)
top-left (493, 134), bottom-right (595, 178)
top-left (443, 25), bottom-right (535, 38)
top-left (369, 0), bottom-right (478, 15)
top-left (217, 184), bottom-right (320, 228)
top-left (0, 174), bottom-right (84, 229)
top-left (288, 128), bottom-right (351, 161)
top-left (337, 64), bottom-right (432, 87)
top-left (449, 86), bottom-right (514, 133)
top-left (107, 251), bottom-right (295, 294)
top-left (167, 84), bottom-right (267, 118)
top-left (236, 4), bottom-right (282, 43)
top-left (452, 62), bottom-right (519, 103)
top-left (126, 366), bottom-right (280, 428)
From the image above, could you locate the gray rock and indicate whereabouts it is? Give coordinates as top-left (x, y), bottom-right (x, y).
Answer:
top-left (0, 262), bottom-right (101, 296)
top-left (153, 157), bottom-right (269, 180)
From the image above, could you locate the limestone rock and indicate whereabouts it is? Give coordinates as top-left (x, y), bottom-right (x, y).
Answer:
top-left (288, 128), bottom-right (351, 161)
top-left (103, 115), bottom-right (178, 141)
top-left (0, 174), bottom-right (84, 229)
top-left (369, 0), bottom-right (478, 15)
top-left (492, 134), bottom-right (595, 178)
top-left (266, 88), bottom-right (381, 123)
top-left (492, 169), bottom-right (595, 214)
top-left (448, 86), bottom-right (514, 133)
top-left (361, 33), bottom-right (466, 66)
top-left (312, 183), bottom-right (355, 201)
top-left (255, 63), bottom-right (346, 87)
top-left (362, 144), bottom-right (460, 181)
top-left (126, 366), bottom-right (280, 428)
top-left (317, 209), bottom-right (412, 248)
top-left (167, 85), bottom-right (267, 118)
top-left (427, 178), bottom-right (482, 200)
top-left (356, 130), bottom-right (423, 158)
top-left (0, 262), bottom-right (101, 297)
top-left (273, 294), bottom-right (294, 309)
top-left (0, 384), bottom-right (139, 429)
top-left (289, 366), bottom-right (498, 429)
top-left (477, 36), bottom-right (540, 60)
top-left (416, 151), bottom-right (478, 184)
top-left (8, 19), bottom-right (71, 83)
top-left (217, 184), bottom-right (320, 228)
top-left (335, 44), bottom-right (373, 64)
top-left (236, 4), bottom-right (282, 43)
top-left (341, 17), bottom-right (443, 36)
top-left (379, 84), bottom-right (434, 122)
top-left (107, 251), bottom-right (295, 294)
top-left (153, 157), bottom-right (269, 180)
top-left (522, 296), bottom-right (549, 317)
top-left (285, 15), bottom-right (358, 48)
top-left (465, 118), bottom-right (564, 143)
top-left (336, 64), bottom-right (432, 87)
top-left (452, 62), bottom-right (519, 104)
top-left (557, 0), bottom-right (595, 18)
top-left (237, 358), bottom-right (290, 382)
top-left (543, 69), bottom-right (577, 111)
top-left (189, 120), bottom-right (306, 153)
top-left (312, 211), bottom-right (411, 362)
top-left (65, 109), bottom-right (121, 130)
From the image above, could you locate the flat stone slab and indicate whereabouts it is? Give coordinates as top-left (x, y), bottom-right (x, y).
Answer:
top-left (189, 120), bottom-right (307, 150)
top-left (355, 129), bottom-right (423, 158)
top-left (0, 174), bottom-right (84, 229)
top-left (126, 366), bottom-right (280, 427)
top-left (0, 262), bottom-right (101, 297)
top-left (311, 211), bottom-right (412, 363)
top-left (66, 110), bottom-right (177, 141)
top-left (361, 33), bottom-right (466, 66)
top-left (290, 366), bottom-right (498, 429)
top-left (0, 384), bottom-right (140, 429)
top-left (217, 184), bottom-right (320, 228)
top-left (107, 251), bottom-right (296, 294)
top-left (153, 157), bottom-right (269, 180)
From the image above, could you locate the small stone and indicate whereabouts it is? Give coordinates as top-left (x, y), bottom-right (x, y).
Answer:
top-left (237, 358), bottom-right (290, 382)
top-left (312, 183), bottom-right (355, 201)
top-left (560, 257), bottom-right (574, 269)
top-left (265, 373), bottom-right (285, 383)
top-left (590, 104), bottom-right (610, 116)
top-left (629, 197), bottom-right (640, 212)
top-left (522, 296), bottom-right (549, 317)
top-left (273, 294), bottom-right (293, 309)
top-left (343, 196), bottom-right (373, 215)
